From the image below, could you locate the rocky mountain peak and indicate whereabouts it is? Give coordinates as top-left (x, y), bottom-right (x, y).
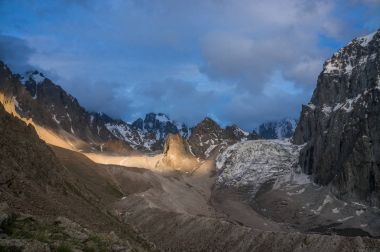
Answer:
top-left (192, 117), bottom-right (222, 134)
top-left (294, 28), bottom-right (380, 206)
top-left (187, 117), bottom-right (244, 159)
top-left (311, 29), bottom-right (380, 107)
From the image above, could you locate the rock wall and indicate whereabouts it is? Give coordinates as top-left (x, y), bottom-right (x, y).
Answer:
top-left (293, 29), bottom-right (380, 206)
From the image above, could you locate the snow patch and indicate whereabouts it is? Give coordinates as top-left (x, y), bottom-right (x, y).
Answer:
top-left (21, 71), bottom-right (46, 85)
top-left (12, 96), bottom-right (21, 111)
top-left (204, 144), bottom-right (217, 158)
top-left (89, 115), bottom-right (94, 126)
top-left (337, 216), bottom-right (354, 222)
top-left (287, 188), bottom-right (305, 196)
top-left (52, 114), bottom-right (60, 124)
top-left (357, 31), bottom-right (376, 47)
top-left (311, 195), bottom-right (333, 215)
top-left (332, 208), bottom-right (340, 214)
top-left (156, 113), bottom-right (170, 123)
top-left (322, 105), bottom-right (332, 116)
top-left (307, 103), bottom-right (316, 110)
top-left (356, 209), bottom-right (365, 216)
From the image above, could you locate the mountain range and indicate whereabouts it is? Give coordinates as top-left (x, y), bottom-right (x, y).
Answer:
top-left (2, 25), bottom-right (380, 252)
top-left (0, 64), bottom-right (297, 158)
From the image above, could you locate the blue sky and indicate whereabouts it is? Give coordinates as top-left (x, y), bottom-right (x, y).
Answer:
top-left (0, 0), bottom-right (380, 130)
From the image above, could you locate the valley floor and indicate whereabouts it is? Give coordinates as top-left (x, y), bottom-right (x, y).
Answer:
top-left (2, 131), bottom-right (380, 251)
top-left (64, 140), bottom-right (380, 251)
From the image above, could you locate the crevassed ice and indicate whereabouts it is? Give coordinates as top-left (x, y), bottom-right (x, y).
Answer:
top-left (216, 140), bottom-right (301, 196)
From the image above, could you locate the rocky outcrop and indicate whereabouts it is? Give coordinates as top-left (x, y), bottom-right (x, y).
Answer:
top-left (293, 29), bottom-right (380, 206)
top-left (156, 134), bottom-right (199, 172)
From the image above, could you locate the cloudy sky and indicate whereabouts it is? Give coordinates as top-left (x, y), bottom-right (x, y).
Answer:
top-left (1, 0), bottom-right (380, 130)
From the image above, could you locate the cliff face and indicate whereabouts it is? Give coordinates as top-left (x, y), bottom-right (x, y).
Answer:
top-left (293, 29), bottom-right (380, 206)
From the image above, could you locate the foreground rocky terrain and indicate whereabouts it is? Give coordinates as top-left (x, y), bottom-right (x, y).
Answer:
top-left (0, 103), bottom-right (151, 251)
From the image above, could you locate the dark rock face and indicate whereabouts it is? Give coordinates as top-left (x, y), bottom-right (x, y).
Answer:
top-left (131, 118), bottom-right (143, 130)
top-left (258, 118), bottom-right (297, 139)
top-left (0, 103), bottom-right (64, 191)
top-left (293, 29), bottom-right (380, 206)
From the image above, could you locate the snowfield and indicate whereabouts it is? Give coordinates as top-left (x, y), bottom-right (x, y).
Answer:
top-left (216, 139), bottom-right (303, 195)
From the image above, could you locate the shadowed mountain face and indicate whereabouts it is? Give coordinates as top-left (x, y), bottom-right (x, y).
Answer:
top-left (0, 103), bottom-right (64, 198)
top-left (294, 29), bottom-right (380, 206)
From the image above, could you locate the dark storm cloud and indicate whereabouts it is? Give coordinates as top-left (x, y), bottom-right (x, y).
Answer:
top-left (0, 34), bottom-right (34, 72)
top-left (61, 77), bottom-right (132, 119)
top-left (1, 0), bottom-right (380, 130)
top-left (128, 78), bottom-right (220, 124)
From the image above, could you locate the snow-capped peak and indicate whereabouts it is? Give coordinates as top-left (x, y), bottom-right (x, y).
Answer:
top-left (357, 30), bottom-right (377, 47)
top-left (21, 71), bottom-right (46, 85)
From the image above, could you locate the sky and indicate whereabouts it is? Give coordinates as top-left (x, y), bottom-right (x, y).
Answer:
top-left (0, 0), bottom-right (380, 130)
